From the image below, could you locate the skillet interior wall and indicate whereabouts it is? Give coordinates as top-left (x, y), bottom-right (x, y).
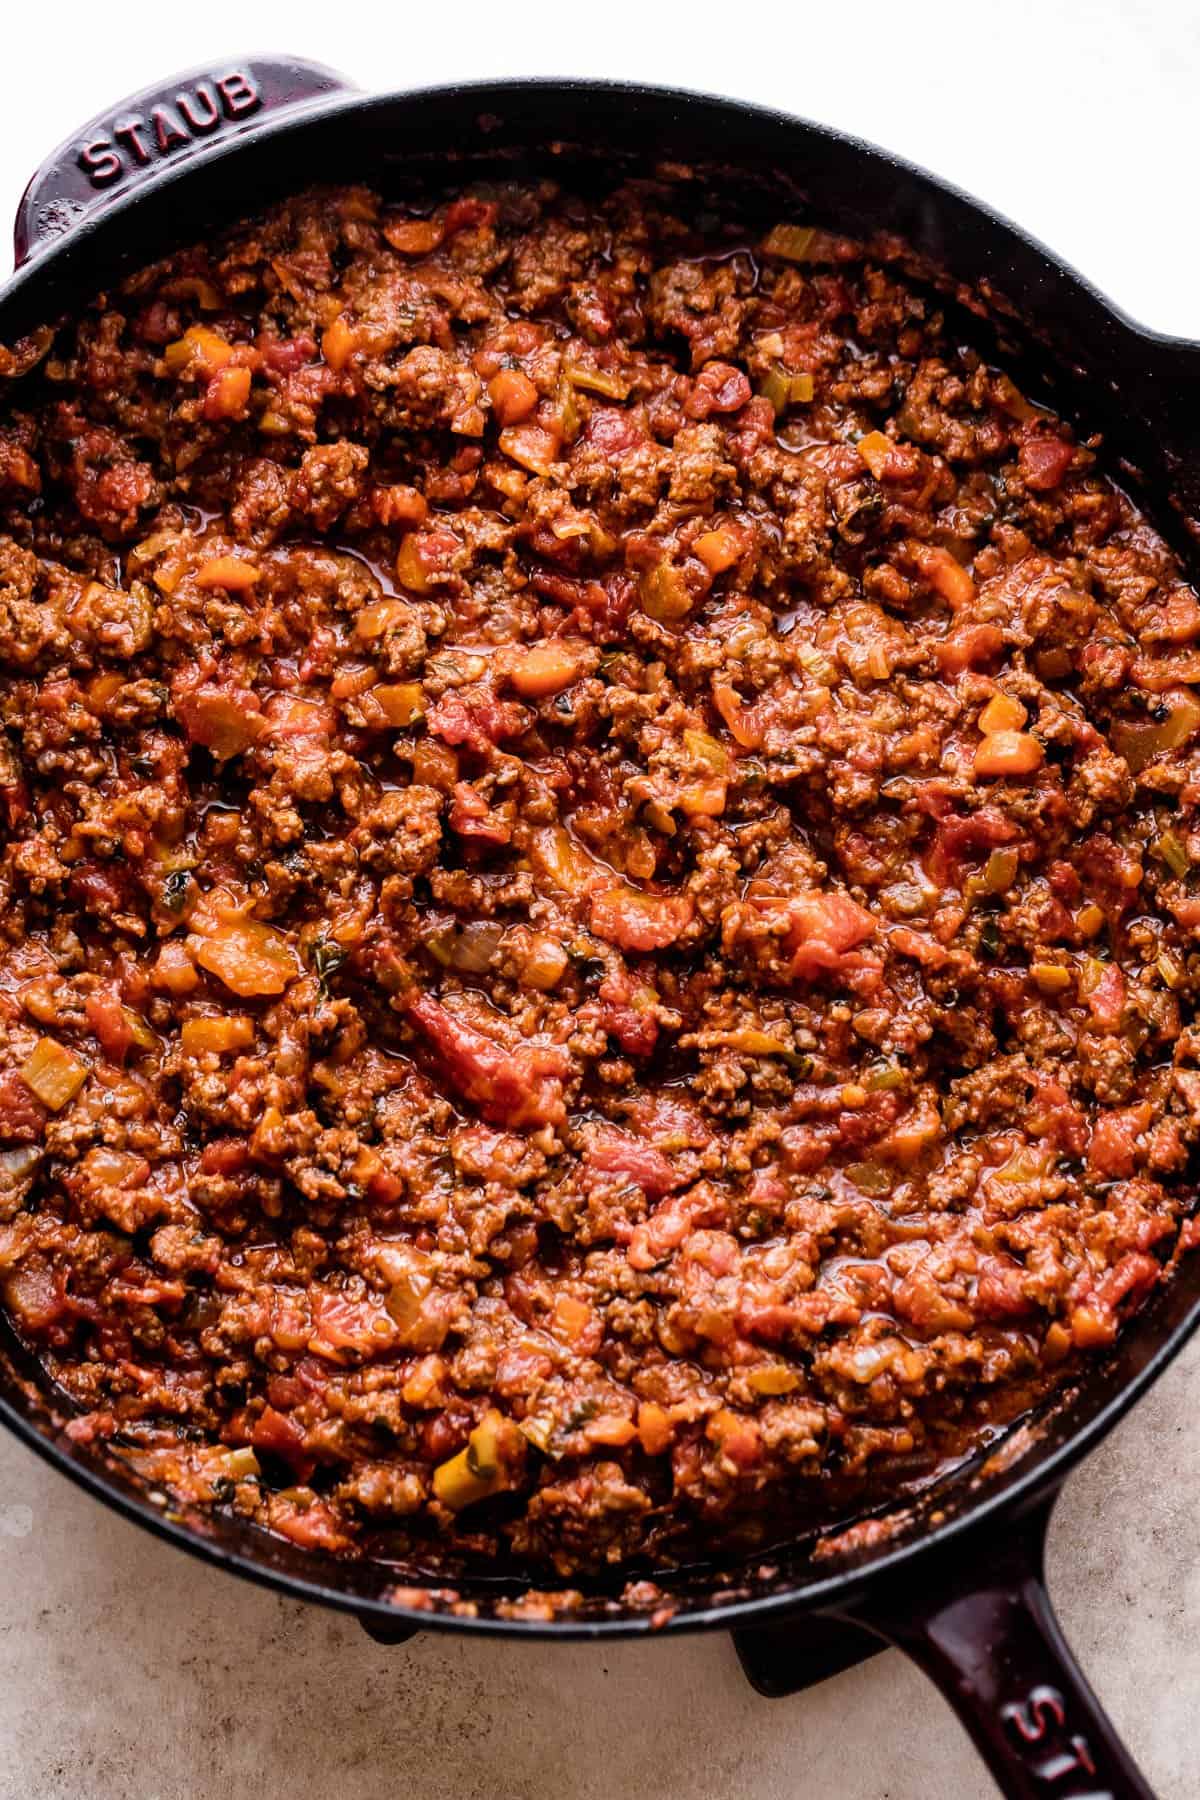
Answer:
top-left (6, 85), bottom-right (1197, 551)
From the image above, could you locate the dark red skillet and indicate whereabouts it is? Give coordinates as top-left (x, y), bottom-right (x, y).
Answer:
top-left (4, 57), bottom-right (1200, 1800)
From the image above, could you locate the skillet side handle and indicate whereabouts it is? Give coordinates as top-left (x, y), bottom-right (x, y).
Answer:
top-left (826, 1494), bottom-right (1156, 1800)
top-left (13, 56), bottom-right (356, 268)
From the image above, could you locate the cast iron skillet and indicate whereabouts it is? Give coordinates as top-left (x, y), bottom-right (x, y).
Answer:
top-left (4, 56), bottom-right (1200, 1800)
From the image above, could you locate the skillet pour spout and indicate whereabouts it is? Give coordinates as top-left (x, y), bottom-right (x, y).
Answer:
top-left (1, 57), bottom-right (1197, 1800)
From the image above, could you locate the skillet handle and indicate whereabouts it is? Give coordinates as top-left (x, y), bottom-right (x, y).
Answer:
top-left (823, 1493), bottom-right (1156, 1800)
top-left (13, 55), bottom-right (356, 268)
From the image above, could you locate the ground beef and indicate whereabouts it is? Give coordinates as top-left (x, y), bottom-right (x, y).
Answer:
top-left (0, 181), bottom-right (1195, 1574)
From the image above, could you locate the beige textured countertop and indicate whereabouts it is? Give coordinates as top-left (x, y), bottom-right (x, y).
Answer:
top-left (0, 1332), bottom-right (1195, 1799)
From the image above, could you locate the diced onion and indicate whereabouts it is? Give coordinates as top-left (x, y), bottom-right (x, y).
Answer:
top-left (563, 362), bottom-right (630, 400)
top-left (763, 224), bottom-right (817, 262)
top-left (20, 1038), bottom-right (88, 1110)
top-left (1156, 829), bottom-right (1191, 879)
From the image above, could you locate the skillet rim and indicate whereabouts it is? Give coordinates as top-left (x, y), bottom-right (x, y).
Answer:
top-left (1, 70), bottom-right (1197, 1640)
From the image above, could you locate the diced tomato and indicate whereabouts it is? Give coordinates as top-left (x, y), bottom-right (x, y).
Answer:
top-left (175, 682), bottom-right (264, 758)
top-left (0, 1068), bottom-right (47, 1143)
top-left (711, 678), bottom-right (765, 749)
top-left (1077, 834), bottom-right (1143, 914)
top-left (625, 1090), bottom-right (713, 1148)
top-left (582, 407), bottom-right (648, 456)
top-left (308, 1290), bottom-right (396, 1362)
top-left (69, 860), bottom-right (128, 915)
top-left (779, 1123), bottom-right (833, 1173)
top-left (107, 1266), bottom-right (185, 1308)
top-left (686, 362), bottom-right (752, 418)
top-left (1027, 1078), bottom-right (1088, 1157)
top-left (265, 1375), bottom-right (306, 1410)
top-left (1019, 434), bottom-right (1074, 492)
top-left (269, 1498), bottom-right (347, 1552)
top-left (1086, 964), bottom-right (1127, 1031)
top-left (443, 197), bottom-right (497, 238)
top-left (1047, 861), bottom-right (1083, 906)
top-left (449, 782), bottom-right (511, 844)
top-left (596, 972), bottom-right (660, 1056)
top-left (590, 887), bottom-right (694, 953)
top-left (406, 993), bottom-right (568, 1130)
top-left (252, 1405), bottom-right (309, 1459)
top-left (1036, 895), bottom-right (1075, 942)
top-left (734, 1297), bottom-right (802, 1343)
top-left (426, 690), bottom-right (529, 753)
top-left (63, 1410), bottom-right (116, 1445)
top-left (707, 1408), bottom-right (762, 1468)
top-left (366, 1165), bottom-right (406, 1206)
top-left (627, 1188), bottom-right (723, 1271)
top-left (529, 569), bottom-right (597, 610)
top-left (1088, 1103), bottom-right (1153, 1179)
top-left (496, 1342), bottom-right (556, 1394)
top-left (783, 891), bottom-right (876, 980)
top-left (1072, 1252), bottom-right (1160, 1346)
top-left (258, 696), bottom-right (332, 746)
top-left (1, 1257), bottom-right (65, 1334)
top-left (727, 395), bottom-right (777, 455)
top-left (584, 1127), bottom-right (679, 1198)
top-left (681, 1229), bottom-right (739, 1278)
top-left (261, 333), bottom-right (317, 375)
top-left (936, 623), bottom-right (1005, 674)
top-left (974, 1254), bottom-right (1036, 1320)
top-left (199, 1137), bottom-right (250, 1176)
top-left (926, 807), bottom-right (1021, 885)
top-left (530, 567), bottom-right (635, 639)
top-left (83, 988), bottom-right (135, 1062)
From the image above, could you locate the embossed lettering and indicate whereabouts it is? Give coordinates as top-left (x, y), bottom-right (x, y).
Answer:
top-left (217, 72), bottom-right (262, 119)
top-left (1000, 1689), bottom-right (1113, 1794)
top-left (113, 117), bottom-right (151, 166)
top-left (1034, 1737), bottom-right (1100, 1782)
top-left (1001, 1685), bottom-right (1066, 1745)
top-left (77, 139), bottom-right (121, 187)
top-left (151, 104), bottom-right (189, 154)
top-left (177, 84), bottom-right (220, 133)
top-left (69, 67), bottom-right (269, 196)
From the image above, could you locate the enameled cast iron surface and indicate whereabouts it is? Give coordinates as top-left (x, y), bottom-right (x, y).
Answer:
top-left (0, 68), bottom-right (1197, 1647)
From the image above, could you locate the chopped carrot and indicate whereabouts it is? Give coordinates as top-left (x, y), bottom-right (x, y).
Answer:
top-left (857, 430), bottom-right (893, 479)
top-left (189, 918), bottom-right (298, 997)
top-left (488, 370), bottom-right (539, 426)
top-left (195, 556), bottom-right (259, 592)
top-left (321, 315), bottom-right (359, 372)
top-left (694, 526), bottom-right (745, 574)
top-left (509, 641), bottom-right (581, 698)
top-left (203, 365), bottom-right (251, 421)
top-left (979, 692), bottom-right (1028, 734)
top-left (384, 218), bottom-right (442, 256)
top-left (974, 730), bottom-right (1045, 778)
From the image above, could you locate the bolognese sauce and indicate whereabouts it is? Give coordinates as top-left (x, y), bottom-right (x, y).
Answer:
top-left (0, 177), bottom-right (1196, 1572)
